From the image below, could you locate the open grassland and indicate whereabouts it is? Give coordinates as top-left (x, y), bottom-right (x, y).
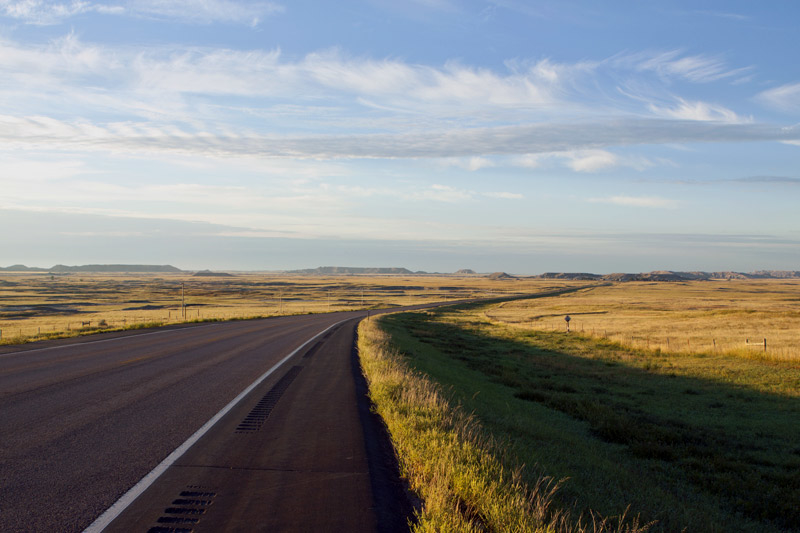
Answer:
top-left (0, 271), bottom-right (588, 345)
top-left (367, 295), bottom-right (800, 532)
top-left (358, 318), bottom-right (651, 533)
top-left (484, 280), bottom-right (800, 360)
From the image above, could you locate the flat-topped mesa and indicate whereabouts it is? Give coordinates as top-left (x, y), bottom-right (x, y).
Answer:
top-left (288, 266), bottom-right (416, 275)
top-left (0, 264), bottom-right (183, 273)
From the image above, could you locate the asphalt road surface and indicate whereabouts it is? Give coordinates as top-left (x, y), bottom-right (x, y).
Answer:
top-left (0, 311), bottom-right (417, 532)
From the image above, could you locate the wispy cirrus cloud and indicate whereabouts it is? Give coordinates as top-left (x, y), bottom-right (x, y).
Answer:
top-left (648, 97), bottom-right (748, 123)
top-left (0, 36), bottom-right (567, 124)
top-left (129, 0), bottom-right (283, 25)
top-left (757, 82), bottom-right (800, 113)
top-left (2, 113), bottom-right (799, 160)
top-left (0, 0), bottom-right (283, 25)
top-left (621, 49), bottom-right (753, 83)
top-left (1, 34), bottom-right (794, 171)
top-left (0, 1), bottom-right (108, 25)
top-left (2, 34), bottom-right (761, 129)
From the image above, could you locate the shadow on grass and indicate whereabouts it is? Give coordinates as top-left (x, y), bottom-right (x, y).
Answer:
top-left (381, 311), bottom-right (800, 533)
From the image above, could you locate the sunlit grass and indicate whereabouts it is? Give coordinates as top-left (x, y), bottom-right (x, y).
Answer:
top-left (483, 280), bottom-right (800, 360)
top-left (0, 271), bottom-right (588, 345)
top-left (373, 302), bottom-right (800, 532)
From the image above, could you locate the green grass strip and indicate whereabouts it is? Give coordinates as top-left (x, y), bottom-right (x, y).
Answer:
top-left (373, 305), bottom-right (800, 532)
top-left (358, 317), bottom-right (651, 533)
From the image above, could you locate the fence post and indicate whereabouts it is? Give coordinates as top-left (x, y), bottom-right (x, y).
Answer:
top-left (764, 338), bottom-right (767, 352)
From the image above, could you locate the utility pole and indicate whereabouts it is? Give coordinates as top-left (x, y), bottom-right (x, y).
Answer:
top-left (181, 282), bottom-right (185, 319)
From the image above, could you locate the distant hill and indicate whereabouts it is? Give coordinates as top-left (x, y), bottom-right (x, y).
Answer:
top-left (288, 266), bottom-right (415, 275)
top-left (537, 270), bottom-right (800, 281)
top-left (0, 264), bottom-right (47, 272)
top-left (540, 272), bottom-right (602, 280)
top-left (487, 272), bottom-right (516, 280)
top-left (0, 264), bottom-right (183, 273)
top-left (455, 269), bottom-right (477, 274)
top-left (192, 270), bottom-right (234, 277)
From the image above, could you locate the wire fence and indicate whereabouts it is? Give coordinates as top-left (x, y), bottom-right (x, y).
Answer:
top-left (514, 318), bottom-right (797, 360)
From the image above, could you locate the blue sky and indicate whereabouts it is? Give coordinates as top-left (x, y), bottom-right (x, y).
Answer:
top-left (1, 1), bottom-right (799, 273)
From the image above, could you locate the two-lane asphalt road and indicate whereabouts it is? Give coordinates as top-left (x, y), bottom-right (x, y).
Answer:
top-left (0, 311), bottom-right (414, 532)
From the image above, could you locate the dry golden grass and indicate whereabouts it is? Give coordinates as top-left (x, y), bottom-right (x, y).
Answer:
top-left (484, 279), bottom-right (800, 360)
top-left (0, 271), bottom-right (587, 344)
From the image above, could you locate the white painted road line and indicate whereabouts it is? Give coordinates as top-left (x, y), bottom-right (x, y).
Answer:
top-left (82, 318), bottom-right (349, 533)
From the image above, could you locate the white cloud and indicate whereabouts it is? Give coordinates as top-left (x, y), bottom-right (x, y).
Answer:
top-left (0, 34), bottom-right (768, 139)
top-left (589, 196), bottom-right (676, 208)
top-left (757, 82), bottom-right (800, 113)
top-left (511, 150), bottom-right (656, 173)
top-left (440, 156), bottom-right (494, 171)
top-left (3, 113), bottom-right (799, 161)
top-left (624, 50), bottom-right (752, 83)
top-left (565, 150), bottom-right (618, 172)
top-left (512, 154), bottom-right (544, 168)
top-left (129, 0), bottom-right (283, 25)
top-left (483, 191), bottom-right (523, 200)
top-left (301, 51), bottom-right (559, 110)
top-left (0, 36), bottom-right (566, 122)
top-left (0, 0), bottom-right (283, 25)
top-left (649, 98), bottom-right (748, 123)
top-left (1, 35), bottom-right (797, 163)
top-left (0, 1), bottom-right (95, 25)
top-left (0, 156), bottom-right (87, 182)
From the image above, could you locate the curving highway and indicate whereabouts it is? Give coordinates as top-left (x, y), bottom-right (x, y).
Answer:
top-left (0, 310), bottom-right (416, 532)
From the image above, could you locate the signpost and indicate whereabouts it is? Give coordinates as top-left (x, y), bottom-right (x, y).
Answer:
top-left (565, 315), bottom-right (571, 332)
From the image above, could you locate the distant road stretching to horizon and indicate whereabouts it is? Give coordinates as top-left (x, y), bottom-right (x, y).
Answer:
top-left (0, 310), bottom-right (423, 532)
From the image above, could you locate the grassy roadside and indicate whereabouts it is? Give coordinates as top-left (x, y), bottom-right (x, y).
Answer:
top-left (359, 304), bottom-right (800, 532)
top-left (357, 317), bottom-right (651, 532)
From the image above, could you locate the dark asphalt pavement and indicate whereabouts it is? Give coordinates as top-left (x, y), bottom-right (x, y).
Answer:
top-left (0, 311), bottom-right (415, 532)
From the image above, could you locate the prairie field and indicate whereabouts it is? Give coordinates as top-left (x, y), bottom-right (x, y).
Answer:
top-left (0, 271), bottom-right (586, 345)
top-left (484, 279), bottom-right (800, 360)
top-left (366, 292), bottom-right (800, 531)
